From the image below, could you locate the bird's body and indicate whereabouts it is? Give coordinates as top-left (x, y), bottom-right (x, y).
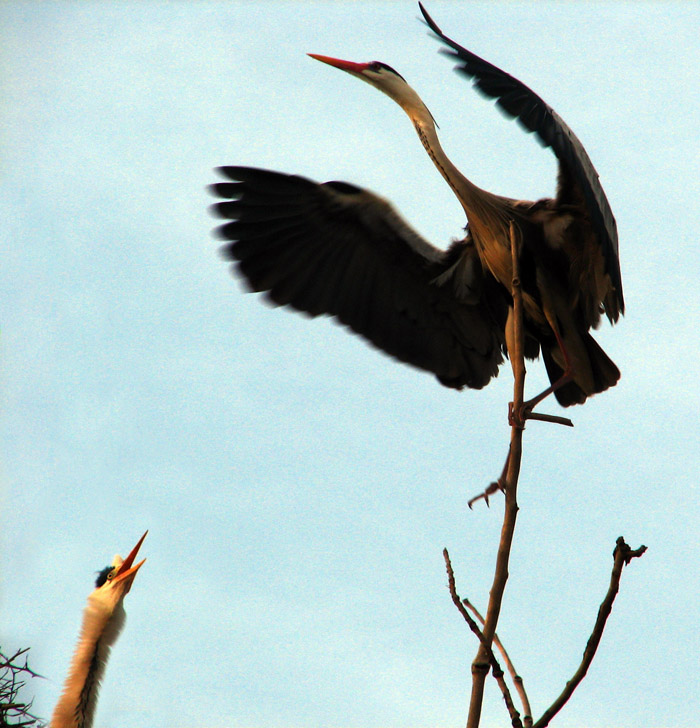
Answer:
top-left (51, 532), bottom-right (146, 728)
top-left (210, 4), bottom-right (623, 407)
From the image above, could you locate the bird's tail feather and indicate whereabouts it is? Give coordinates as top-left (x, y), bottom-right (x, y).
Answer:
top-left (543, 332), bottom-right (619, 407)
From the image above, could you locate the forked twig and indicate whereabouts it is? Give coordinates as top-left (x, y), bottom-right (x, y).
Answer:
top-left (532, 537), bottom-right (647, 728)
top-left (463, 598), bottom-right (533, 727)
top-left (0, 649), bottom-right (43, 680)
top-left (443, 550), bottom-right (523, 728)
top-left (0, 646), bottom-right (44, 727)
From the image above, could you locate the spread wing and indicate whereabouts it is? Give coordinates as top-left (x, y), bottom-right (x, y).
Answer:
top-left (209, 166), bottom-right (507, 390)
top-left (419, 3), bottom-right (624, 320)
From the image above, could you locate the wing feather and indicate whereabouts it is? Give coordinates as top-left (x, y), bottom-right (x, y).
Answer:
top-left (419, 3), bottom-right (623, 319)
top-left (209, 166), bottom-right (507, 389)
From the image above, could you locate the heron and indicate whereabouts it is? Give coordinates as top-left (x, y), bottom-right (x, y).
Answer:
top-left (50, 531), bottom-right (147, 728)
top-left (209, 3), bottom-right (623, 411)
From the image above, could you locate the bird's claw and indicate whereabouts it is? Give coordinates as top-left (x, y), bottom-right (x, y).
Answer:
top-left (508, 401), bottom-right (573, 428)
top-left (468, 479), bottom-right (505, 509)
top-left (508, 401), bottom-right (530, 429)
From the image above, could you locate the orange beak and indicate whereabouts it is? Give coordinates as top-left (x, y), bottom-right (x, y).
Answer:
top-left (308, 54), bottom-right (371, 75)
top-left (112, 530), bottom-right (147, 589)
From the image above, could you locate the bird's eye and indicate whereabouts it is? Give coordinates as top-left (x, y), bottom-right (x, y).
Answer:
top-left (368, 61), bottom-right (405, 82)
top-left (95, 564), bottom-right (115, 588)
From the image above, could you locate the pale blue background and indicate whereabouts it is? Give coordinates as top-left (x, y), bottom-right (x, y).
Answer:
top-left (2, 2), bottom-right (698, 727)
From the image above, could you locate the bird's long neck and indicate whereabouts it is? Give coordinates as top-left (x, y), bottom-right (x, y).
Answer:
top-left (407, 103), bottom-right (513, 242)
top-left (51, 599), bottom-right (126, 728)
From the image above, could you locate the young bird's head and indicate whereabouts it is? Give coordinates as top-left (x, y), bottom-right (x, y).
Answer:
top-left (89, 531), bottom-right (147, 613)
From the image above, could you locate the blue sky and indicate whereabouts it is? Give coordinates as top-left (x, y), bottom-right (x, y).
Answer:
top-left (1, 2), bottom-right (699, 727)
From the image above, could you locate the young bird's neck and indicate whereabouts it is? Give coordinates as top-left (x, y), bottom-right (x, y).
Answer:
top-left (51, 599), bottom-right (126, 728)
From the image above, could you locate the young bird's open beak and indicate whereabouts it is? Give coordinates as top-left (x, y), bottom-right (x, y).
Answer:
top-left (112, 531), bottom-right (148, 589)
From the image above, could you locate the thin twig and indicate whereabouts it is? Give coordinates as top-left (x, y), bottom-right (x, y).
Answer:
top-left (0, 649), bottom-right (43, 680)
top-left (466, 222), bottom-right (524, 728)
top-left (444, 550), bottom-right (523, 727)
top-left (524, 412), bottom-right (574, 427)
top-left (0, 646), bottom-right (45, 727)
top-left (533, 537), bottom-right (647, 728)
top-left (463, 598), bottom-right (533, 727)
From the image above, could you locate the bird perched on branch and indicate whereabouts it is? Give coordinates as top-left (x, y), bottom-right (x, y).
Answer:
top-left (50, 532), bottom-right (147, 728)
top-left (209, 3), bottom-right (623, 408)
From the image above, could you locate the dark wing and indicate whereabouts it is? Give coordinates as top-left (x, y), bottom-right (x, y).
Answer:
top-left (419, 3), bottom-right (624, 320)
top-left (209, 166), bottom-right (506, 390)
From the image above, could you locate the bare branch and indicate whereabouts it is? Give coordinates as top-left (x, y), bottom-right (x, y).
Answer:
top-left (463, 598), bottom-right (533, 727)
top-left (0, 649), bottom-right (43, 681)
top-left (0, 646), bottom-right (45, 727)
top-left (533, 538), bottom-right (647, 728)
top-left (466, 222), bottom-right (525, 728)
top-left (443, 551), bottom-right (522, 728)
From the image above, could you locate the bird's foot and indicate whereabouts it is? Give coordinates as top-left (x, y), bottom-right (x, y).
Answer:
top-left (508, 401), bottom-right (529, 429)
top-left (468, 479), bottom-right (505, 509)
top-left (468, 446), bottom-right (511, 508)
top-left (509, 400), bottom-right (574, 428)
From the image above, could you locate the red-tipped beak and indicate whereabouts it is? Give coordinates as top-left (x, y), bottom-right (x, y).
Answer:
top-left (308, 54), bottom-right (370, 75)
top-left (113, 530), bottom-right (147, 587)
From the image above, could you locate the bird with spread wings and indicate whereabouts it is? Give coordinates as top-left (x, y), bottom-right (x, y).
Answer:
top-left (210, 4), bottom-right (623, 409)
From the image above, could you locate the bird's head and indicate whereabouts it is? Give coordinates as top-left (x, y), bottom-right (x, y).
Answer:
top-left (89, 531), bottom-right (147, 613)
top-left (308, 54), bottom-right (431, 120)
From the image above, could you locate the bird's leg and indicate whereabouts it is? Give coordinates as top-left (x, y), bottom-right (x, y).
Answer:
top-left (524, 326), bottom-right (573, 412)
top-left (511, 325), bottom-right (573, 427)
